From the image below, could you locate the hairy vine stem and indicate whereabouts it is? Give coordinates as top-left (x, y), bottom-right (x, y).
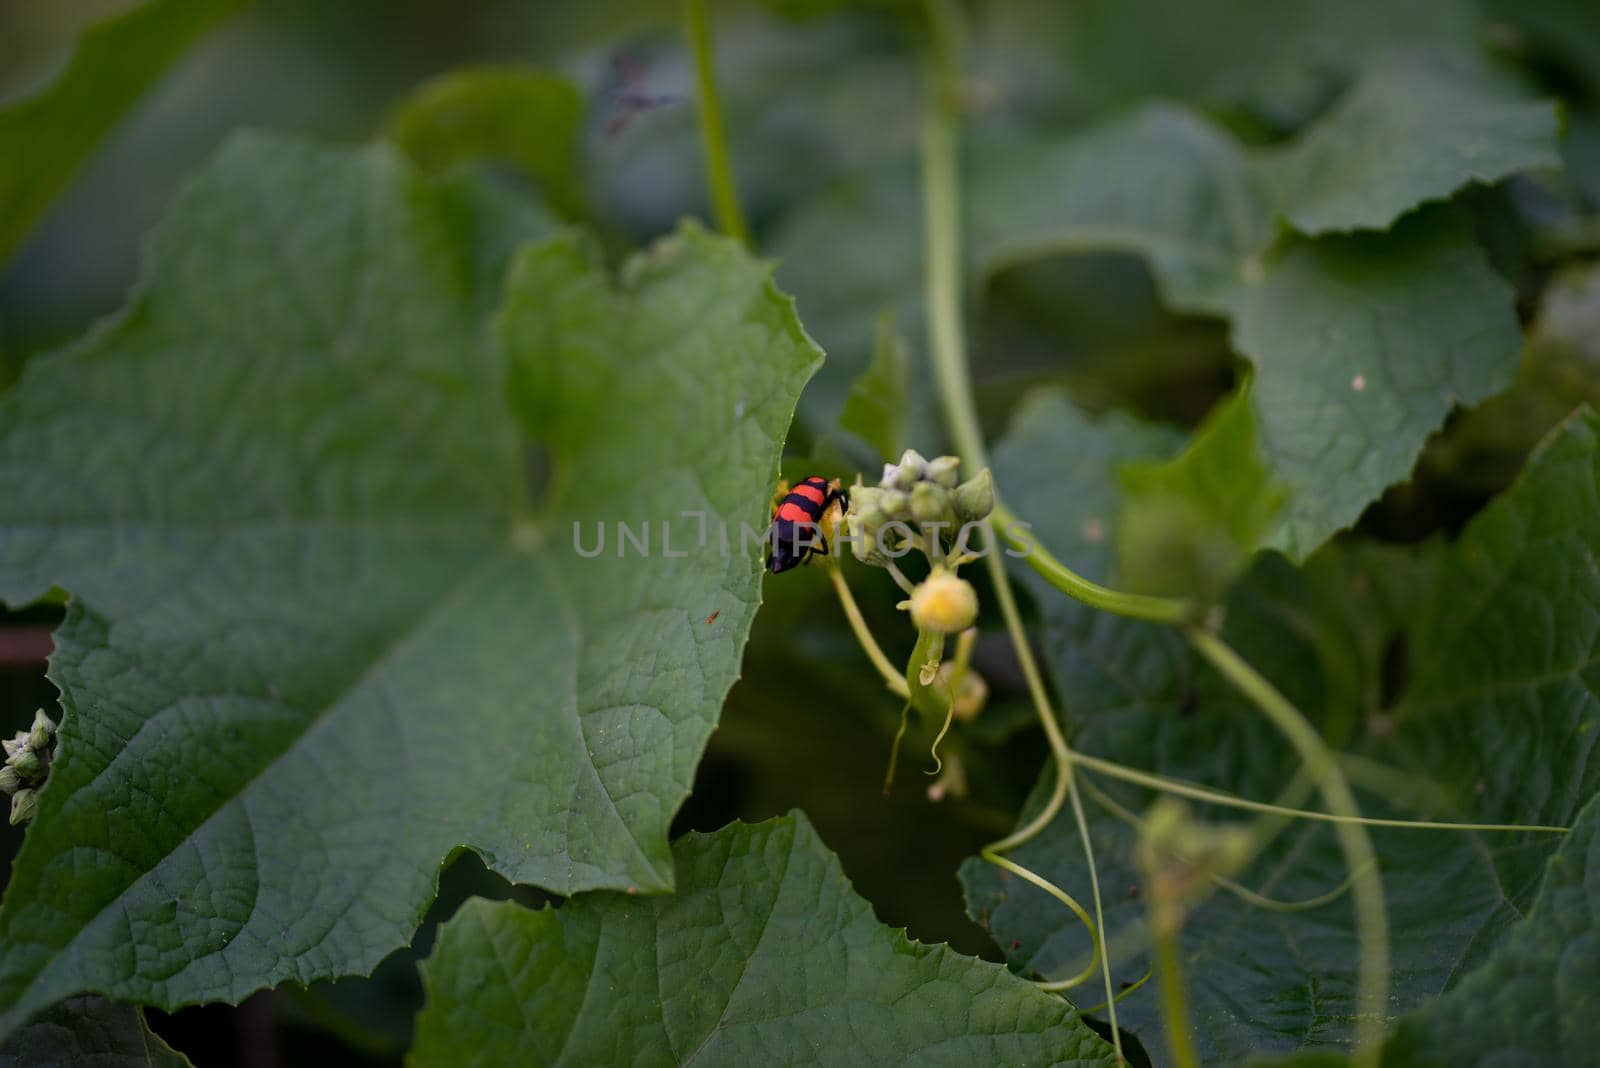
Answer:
top-left (1187, 627), bottom-right (1387, 1063)
top-left (916, 0), bottom-right (1123, 1054)
top-left (1071, 751), bottom-right (1568, 833)
top-left (827, 564), bottom-right (909, 699)
top-left (992, 502), bottom-right (1201, 625)
top-left (1152, 915), bottom-right (1200, 1068)
top-left (684, 0), bottom-right (748, 244)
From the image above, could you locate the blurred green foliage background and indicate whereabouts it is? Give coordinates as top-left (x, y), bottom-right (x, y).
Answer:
top-left (2, 0), bottom-right (1597, 1063)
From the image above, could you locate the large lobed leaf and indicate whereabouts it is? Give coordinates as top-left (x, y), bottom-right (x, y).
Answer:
top-left (412, 814), bottom-right (1119, 1067)
top-left (1257, 792), bottom-right (1600, 1066)
top-left (971, 102), bottom-right (1530, 560)
top-left (1259, 62), bottom-right (1563, 235)
top-left (963, 400), bottom-right (1600, 1064)
top-left (1115, 382), bottom-right (1284, 599)
top-left (0, 997), bottom-right (189, 1068)
top-left (1371, 793), bottom-right (1600, 1066)
top-left (383, 65), bottom-right (586, 222)
top-left (1225, 208), bottom-right (1521, 558)
top-left (0, 0), bottom-right (248, 263)
top-left (1058, 0), bottom-right (1482, 126)
top-left (777, 57), bottom-right (1551, 559)
top-left (0, 134), bottom-right (821, 1035)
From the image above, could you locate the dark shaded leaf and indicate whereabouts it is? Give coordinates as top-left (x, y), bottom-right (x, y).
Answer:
top-left (413, 815), bottom-right (1119, 1067)
top-left (0, 0), bottom-right (248, 263)
top-left (0, 997), bottom-right (188, 1068)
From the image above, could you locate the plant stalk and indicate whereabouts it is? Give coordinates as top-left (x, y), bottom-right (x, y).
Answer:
top-left (1187, 626), bottom-right (1388, 1066)
top-left (828, 566), bottom-right (910, 699)
top-left (916, 0), bottom-right (1121, 1051)
top-left (684, 0), bottom-right (748, 244)
top-left (1152, 911), bottom-right (1200, 1068)
top-left (992, 503), bottom-right (1200, 624)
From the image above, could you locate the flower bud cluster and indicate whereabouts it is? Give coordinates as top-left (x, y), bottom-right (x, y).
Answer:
top-left (2, 710), bottom-right (56, 825)
top-left (846, 449), bottom-right (995, 566)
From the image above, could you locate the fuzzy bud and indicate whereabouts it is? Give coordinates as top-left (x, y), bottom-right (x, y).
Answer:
top-left (28, 710), bottom-right (55, 752)
top-left (908, 570), bottom-right (979, 634)
top-left (926, 456), bottom-right (961, 488)
top-left (1136, 798), bottom-right (1254, 933)
top-left (896, 449), bottom-right (928, 481)
top-left (878, 489), bottom-right (911, 519)
top-left (884, 465), bottom-right (918, 491)
top-left (8, 748), bottom-right (41, 781)
top-left (850, 486), bottom-right (887, 526)
top-left (909, 482), bottom-right (954, 525)
top-left (953, 468), bottom-right (995, 522)
top-left (10, 788), bottom-right (36, 826)
top-left (847, 487), bottom-right (890, 566)
top-left (0, 766), bottom-right (20, 795)
top-left (2, 735), bottom-right (23, 761)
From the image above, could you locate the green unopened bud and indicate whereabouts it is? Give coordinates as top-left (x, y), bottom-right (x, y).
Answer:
top-left (926, 456), bottom-right (961, 488)
top-left (909, 570), bottom-right (979, 634)
top-left (10, 788), bottom-right (36, 826)
top-left (851, 485), bottom-right (885, 516)
top-left (953, 468), bottom-right (995, 521)
top-left (909, 481), bottom-right (954, 525)
top-left (847, 487), bottom-right (891, 566)
top-left (849, 516), bottom-right (891, 566)
top-left (0, 766), bottom-right (20, 794)
top-left (847, 488), bottom-right (883, 530)
top-left (883, 463), bottom-right (918, 491)
top-left (897, 449), bottom-right (928, 481)
top-left (878, 488), bottom-right (911, 519)
top-left (8, 748), bottom-right (41, 781)
top-left (2, 735), bottom-right (24, 761)
top-left (28, 710), bottom-right (55, 752)
top-left (1136, 798), bottom-right (1254, 932)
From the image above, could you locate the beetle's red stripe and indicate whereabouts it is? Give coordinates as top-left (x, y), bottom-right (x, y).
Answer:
top-left (776, 501), bottom-right (816, 522)
top-left (791, 482), bottom-right (827, 505)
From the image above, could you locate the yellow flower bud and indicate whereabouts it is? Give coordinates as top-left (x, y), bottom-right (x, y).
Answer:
top-left (908, 570), bottom-right (978, 634)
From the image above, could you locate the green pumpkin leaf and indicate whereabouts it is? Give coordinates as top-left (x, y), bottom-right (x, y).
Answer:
top-left (1228, 208), bottom-right (1520, 558)
top-left (0, 133), bottom-right (820, 1036)
top-left (1058, 0), bottom-right (1481, 126)
top-left (976, 108), bottom-right (1526, 558)
top-left (0, 997), bottom-right (189, 1068)
top-left (1116, 381), bottom-right (1286, 600)
top-left (412, 814), bottom-right (1119, 1067)
top-left (1260, 62), bottom-right (1563, 235)
top-left (971, 106), bottom-right (1270, 317)
top-left (770, 162), bottom-right (937, 449)
top-left (782, 74), bottom-right (1543, 558)
top-left (964, 401), bottom-right (1600, 1064)
top-left (0, 0), bottom-right (248, 264)
top-left (1255, 792), bottom-right (1600, 1066)
top-left (839, 310), bottom-right (910, 462)
top-left (383, 66), bottom-right (586, 221)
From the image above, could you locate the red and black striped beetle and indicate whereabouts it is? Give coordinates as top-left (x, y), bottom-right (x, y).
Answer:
top-left (767, 476), bottom-right (849, 573)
